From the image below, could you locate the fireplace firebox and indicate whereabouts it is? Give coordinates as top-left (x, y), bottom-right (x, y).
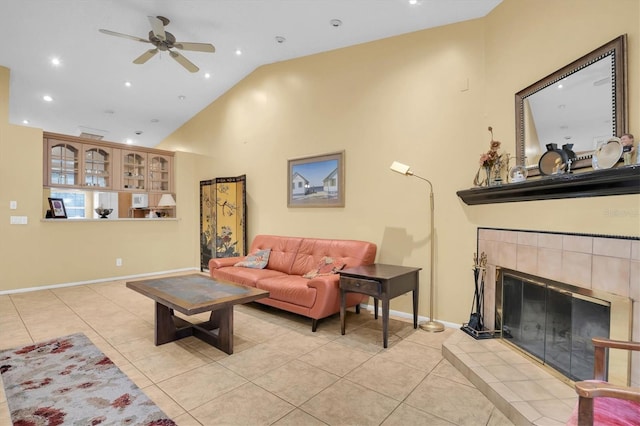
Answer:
top-left (496, 268), bottom-right (632, 385)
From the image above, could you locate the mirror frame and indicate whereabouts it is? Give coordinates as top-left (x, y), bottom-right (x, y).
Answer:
top-left (515, 34), bottom-right (628, 174)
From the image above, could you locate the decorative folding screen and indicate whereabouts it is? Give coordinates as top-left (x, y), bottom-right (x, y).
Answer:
top-left (200, 175), bottom-right (247, 271)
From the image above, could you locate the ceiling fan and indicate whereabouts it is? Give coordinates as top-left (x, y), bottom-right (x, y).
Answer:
top-left (99, 16), bottom-right (215, 73)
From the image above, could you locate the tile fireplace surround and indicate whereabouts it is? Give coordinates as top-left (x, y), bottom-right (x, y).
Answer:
top-left (443, 228), bottom-right (638, 425)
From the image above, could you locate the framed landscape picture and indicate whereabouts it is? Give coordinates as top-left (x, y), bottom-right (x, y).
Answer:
top-left (287, 151), bottom-right (345, 208)
top-left (48, 197), bottom-right (67, 218)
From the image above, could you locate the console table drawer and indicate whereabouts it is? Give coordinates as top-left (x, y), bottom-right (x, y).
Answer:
top-left (340, 277), bottom-right (381, 296)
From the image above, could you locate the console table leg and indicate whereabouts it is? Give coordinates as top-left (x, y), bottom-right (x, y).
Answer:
top-left (340, 290), bottom-right (346, 335)
top-left (382, 297), bottom-right (390, 348)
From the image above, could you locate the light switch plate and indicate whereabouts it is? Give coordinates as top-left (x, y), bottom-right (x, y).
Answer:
top-left (9, 201), bottom-right (17, 210)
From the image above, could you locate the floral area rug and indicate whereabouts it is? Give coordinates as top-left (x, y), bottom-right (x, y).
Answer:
top-left (0, 333), bottom-right (175, 425)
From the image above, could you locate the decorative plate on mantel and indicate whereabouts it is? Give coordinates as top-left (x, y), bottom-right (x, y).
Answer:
top-left (592, 138), bottom-right (623, 170)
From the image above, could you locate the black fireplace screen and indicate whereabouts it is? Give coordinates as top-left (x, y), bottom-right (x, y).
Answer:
top-left (502, 273), bottom-right (610, 381)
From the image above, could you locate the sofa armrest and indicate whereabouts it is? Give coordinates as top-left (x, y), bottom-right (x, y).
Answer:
top-left (306, 274), bottom-right (339, 290)
top-left (209, 257), bottom-right (243, 269)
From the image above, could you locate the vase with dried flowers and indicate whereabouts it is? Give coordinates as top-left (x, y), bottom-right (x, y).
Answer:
top-left (473, 127), bottom-right (507, 187)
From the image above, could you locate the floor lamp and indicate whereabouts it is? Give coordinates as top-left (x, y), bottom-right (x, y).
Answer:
top-left (390, 161), bottom-right (445, 332)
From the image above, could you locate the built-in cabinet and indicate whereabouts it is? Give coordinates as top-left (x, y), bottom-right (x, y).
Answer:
top-left (43, 132), bottom-right (175, 219)
top-left (46, 140), bottom-right (113, 189)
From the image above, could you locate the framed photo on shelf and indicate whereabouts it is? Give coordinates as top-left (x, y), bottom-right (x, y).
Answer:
top-left (287, 151), bottom-right (345, 208)
top-left (48, 197), bottom-right (67, 218)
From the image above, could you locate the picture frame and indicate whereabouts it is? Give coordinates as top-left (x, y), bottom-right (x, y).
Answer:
top-left (287, 151), bottom-right (345, 208)
top-left (48, 197), bottom-right (67, 218)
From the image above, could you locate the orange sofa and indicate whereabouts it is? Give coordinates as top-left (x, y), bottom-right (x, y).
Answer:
top-left (208, 235), bottom-right (377, 331)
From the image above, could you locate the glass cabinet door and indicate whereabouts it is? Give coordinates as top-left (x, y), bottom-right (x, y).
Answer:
top-left (149, 154), bottom-right (171, 192)
top-left (122, 151), bottom-right (146, 190)
top-left (84, 146), bottom-right (111, 188)
top-left (49, 141), bottom-right (80, 186)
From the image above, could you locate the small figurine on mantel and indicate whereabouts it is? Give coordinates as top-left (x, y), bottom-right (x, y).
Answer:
top-left (620, 133), bottom-right (635, 165)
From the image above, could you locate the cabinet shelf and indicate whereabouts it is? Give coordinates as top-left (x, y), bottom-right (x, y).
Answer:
top-left (456, 165), bottom-right (640, 205)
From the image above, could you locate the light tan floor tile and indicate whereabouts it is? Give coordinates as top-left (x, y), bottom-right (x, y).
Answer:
top-left (158, 363), bottom-right (247, 411)
top-left (404, 375), bottom-right (494, 425)
top-left (376, 339), bottom-right (443, 372)
top-left (529, 399), bottom-right (576, 424)
top-left (345, 356), bottom-right (427, 401)
top-left (487, 407), bottom-right (515, 426)
top-left (217, 342), bottom-right (296, 380)
top-left (298, 341), bottom-right (372, 377)
top-left (142, 384), bottom-right (186, 419)
top-left (131, 346), bottom-right (210, 383)
top-left (381, 403), bottom-right (455, 425)
top-left (272, 408), bottom-right (328, 425)
top-left (253, 359), bottom-right (339, 406)
top-left (403, 327), bottom-right (457, 349)
top-left (503, 380), bottom-right (557, 402)
top-left (431, 359), bottom-right (474, 387)
top-left (171, 412), bottom-right (202, 426)
top-left (118, 362), bottom-right (154, 389)
top-left (0, 401), bottom-right (10, 426)
top-left (301, 378), bottom-right (399, 425)
top-left (261, 329), bottom-right (332, 357)
top-left (190, 382), bottom-right (294, 425)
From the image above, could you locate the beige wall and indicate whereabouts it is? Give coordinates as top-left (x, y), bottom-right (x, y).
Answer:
top-left (1, 0), bottom-right (638, 327)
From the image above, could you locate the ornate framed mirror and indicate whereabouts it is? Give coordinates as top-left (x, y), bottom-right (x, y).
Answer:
top-left (515, 35), bottom-right (628, 175)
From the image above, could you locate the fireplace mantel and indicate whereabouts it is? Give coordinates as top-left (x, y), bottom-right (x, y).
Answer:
top-left (457, 164), bottom-right (640, 205)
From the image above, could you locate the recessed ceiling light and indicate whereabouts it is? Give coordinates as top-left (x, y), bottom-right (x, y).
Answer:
top-left (178, 95), bottom-right (186, 100)
top-left (22, 119), bottom-right (29, 124)
top-left (51, 57), bottom-right (61, 66)
top-left (104, 109), bottom-right (115, 115)
top-left (275, 36), bottom-right (286, 44)
top-left (125, 81), bottom-right (132, 87)
top-left (408, 0), bottom-right (419, 5)
top-left (150, 118), bottom-right (159, 123)
top-left (330, 19), bottom-right (342, 27)
top-left (125, 139), bottom-right (133, 144)
top-left (204, 73), bottom-right (211, 79)
top-left (43, 95), bottom-right (53, 102)
top-left (235, 49), bottom-right (242, 56)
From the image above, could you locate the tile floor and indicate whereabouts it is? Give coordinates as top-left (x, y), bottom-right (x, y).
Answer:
top-left (0, 274), bottom-right (515, 425)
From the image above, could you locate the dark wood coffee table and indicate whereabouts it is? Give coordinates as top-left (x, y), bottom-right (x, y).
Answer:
top-left (126, 274), bottom-right (269, 354)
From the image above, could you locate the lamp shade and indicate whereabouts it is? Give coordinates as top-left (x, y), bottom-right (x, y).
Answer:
top-left (390, 161), bottom-right (412, 175)
top-left (157, 194), bottom-right (176, 207)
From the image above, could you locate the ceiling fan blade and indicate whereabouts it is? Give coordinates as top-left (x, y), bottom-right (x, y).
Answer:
top-left (99, 29), bottom-right (150, 43)
top-left (148, 16), bottom-right (166, 41)
top-left (133, 48), bottom-right (158, 64)
top-left (174, 42), bottom-right (215, 53)
top-left (169, 50), bottom-right (199, 73)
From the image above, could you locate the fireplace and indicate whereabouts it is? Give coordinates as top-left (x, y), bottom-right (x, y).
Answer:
top-left (477, 228), bottom-right (638, 387)
top-left (495, 268), bottom-right (631, 384)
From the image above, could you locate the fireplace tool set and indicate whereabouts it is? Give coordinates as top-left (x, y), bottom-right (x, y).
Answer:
top-left (461, 252), bottom-right (496, 339)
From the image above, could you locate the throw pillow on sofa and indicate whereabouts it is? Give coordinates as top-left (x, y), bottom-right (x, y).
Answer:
top-left (234, 248), bottom-right (271, 269)
top-left (303, 256), bottom-right (346, 279)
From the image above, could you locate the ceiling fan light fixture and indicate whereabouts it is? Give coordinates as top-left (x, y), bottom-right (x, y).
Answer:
top-left (43, 95), bottom-right (53, 102)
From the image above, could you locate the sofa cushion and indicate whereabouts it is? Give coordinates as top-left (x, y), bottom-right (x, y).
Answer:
top-left (290, 238), bottom-right (376, 276)
top-left (212, 267), bottom-right (287, 288)
top-left (234, 248), bottom-right (271, 269)
top-left (303, 256), bottom-right (346, 279)
top-left (255, 276), bottom-right (317, 308)
top-left (249, 235), bottom-right (303, 274)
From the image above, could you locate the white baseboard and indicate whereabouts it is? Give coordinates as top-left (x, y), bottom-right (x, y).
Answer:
top-left (359, 303), bottom-right (461, 330)
top-left (0, 267), bottom-right (199, 295)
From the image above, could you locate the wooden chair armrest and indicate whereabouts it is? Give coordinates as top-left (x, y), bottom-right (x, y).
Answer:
top-left (575, 380), bottom-right (640, 403)
top-left (592, 337), bottom-right (640, 352)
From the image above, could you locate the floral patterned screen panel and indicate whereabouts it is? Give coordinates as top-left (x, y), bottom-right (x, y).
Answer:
top-left (200, 175), bottom-right (247, 271)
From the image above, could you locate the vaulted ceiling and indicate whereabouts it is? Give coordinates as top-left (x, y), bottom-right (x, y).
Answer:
top-left (0, 0), bottom-right (501, 147)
